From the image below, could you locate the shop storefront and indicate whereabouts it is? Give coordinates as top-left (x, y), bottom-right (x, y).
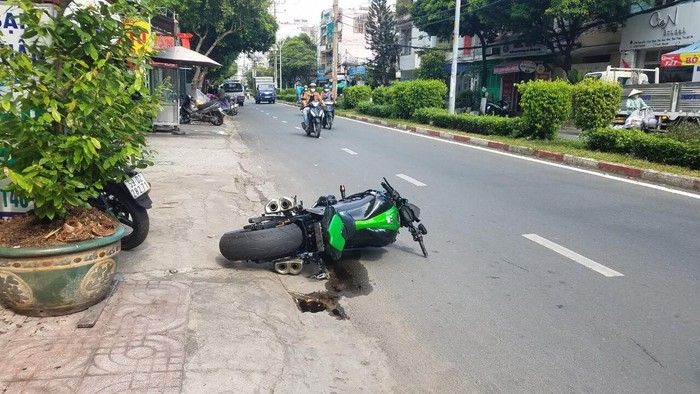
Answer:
top-left (620, 1), bottom-right (700, 82)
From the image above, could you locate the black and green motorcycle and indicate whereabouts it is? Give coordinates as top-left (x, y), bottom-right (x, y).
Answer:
top-left (219, 178), bottom-right (428, 279)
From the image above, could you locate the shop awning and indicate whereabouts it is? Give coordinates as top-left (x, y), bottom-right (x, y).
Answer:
top-left (660, 41), bottom-right (700, 67)
top-left (152, 46), bottom-right (221, 68)
top-left (493, 63), bottom-right (520, 74)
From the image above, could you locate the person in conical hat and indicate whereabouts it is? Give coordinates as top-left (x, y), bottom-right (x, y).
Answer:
top-left (626, 89), bottom-right (647, 114)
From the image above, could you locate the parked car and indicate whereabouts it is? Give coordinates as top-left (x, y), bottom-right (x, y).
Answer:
top-left (221, 81), bottom-right (245, 106)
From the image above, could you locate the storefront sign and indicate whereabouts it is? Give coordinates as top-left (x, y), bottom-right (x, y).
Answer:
top-left (620, 2), bottom-right (700, 50)
top-left (519, 60), bottom-right (537, 73)
top-left (661, 51), bottom-right (700, 67)
top-left (501, 41), bottom-right (548, 58)
top-left (0, 2), bottom-right (56, 53)
top-left (493, 63), bottom-right (520, 75)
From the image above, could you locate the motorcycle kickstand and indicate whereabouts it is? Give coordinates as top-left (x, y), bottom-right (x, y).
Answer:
top-left (303, 254), bottom-right (329, 280)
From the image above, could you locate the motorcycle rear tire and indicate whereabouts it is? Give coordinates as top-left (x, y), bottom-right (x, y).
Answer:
top-left (219, 224), bottom-right (304, 261)
top-left (100, 187), bottom-right (150, 250)
top-left (327, 116), bottom-right (333, 130)
top-left (212, 112), bottom-right (224, 126)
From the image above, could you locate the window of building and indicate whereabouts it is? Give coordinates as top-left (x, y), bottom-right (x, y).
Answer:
top-left (354, 15), bottom-right (367, 34)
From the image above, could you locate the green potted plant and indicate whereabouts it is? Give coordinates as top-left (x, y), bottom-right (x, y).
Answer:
top-left (0, 0), bottom-right (161, 316)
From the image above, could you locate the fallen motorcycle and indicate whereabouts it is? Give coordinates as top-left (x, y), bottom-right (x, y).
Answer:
top-left (219, 178), bottom-right (427, 279)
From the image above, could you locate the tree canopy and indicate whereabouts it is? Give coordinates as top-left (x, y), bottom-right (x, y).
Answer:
top-left (278, 34), bottom-right (317, 86)
top-left (166, 0), bottom-right (278, 90)
top-left (417, 50), bottom-right (448, 81)
top-left (411, 0), bottom-right (499, 87)
top-left (365, 0), bottom-right (399, 87)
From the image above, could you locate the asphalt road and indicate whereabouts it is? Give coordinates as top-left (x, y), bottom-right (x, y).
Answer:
top-left (232, 101), bottom-right (700, 393)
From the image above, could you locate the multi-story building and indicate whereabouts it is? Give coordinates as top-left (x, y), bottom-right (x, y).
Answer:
top-left (318, 3), bottom-right (373, 83)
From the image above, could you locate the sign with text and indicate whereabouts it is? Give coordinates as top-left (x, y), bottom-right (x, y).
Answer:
top-left (620, 2), bottom-right (700, 50)
top-left (0, 2), bottom-right (57, 53)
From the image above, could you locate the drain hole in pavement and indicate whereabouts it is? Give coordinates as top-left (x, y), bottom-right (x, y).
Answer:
top-left (292, 291), bottom-right (347, 320)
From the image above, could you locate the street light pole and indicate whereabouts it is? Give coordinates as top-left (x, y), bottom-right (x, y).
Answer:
top-left (448, 0), bottom-right (461, 114)
top-left (332, 0), bottom-right (339, 99)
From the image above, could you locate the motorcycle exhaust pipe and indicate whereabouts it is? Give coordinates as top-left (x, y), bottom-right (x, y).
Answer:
top-left (279, 197), bottom-right (294, 211)
top-left (265, 199), bottom-right (280, 214)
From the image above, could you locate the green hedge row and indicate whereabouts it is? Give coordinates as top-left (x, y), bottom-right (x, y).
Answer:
top-left (278, 88), bottom-right (296, 95)
top-left (341, 85), bottom-right (372, 109)
top-left (571, 79), bottom-right (622, 131)
top-left (584, 127), bottom-right (700, 169)
top-left (412, 107), bottom-right (523, 137)
top-left (517, 79), bottom-right (572, 140)
top-left (356, 101), bottom-right (397, 118)
top-left (340, 80), bottom-right (447, 118)
top-left (278, 94), bottom-right (297, 102)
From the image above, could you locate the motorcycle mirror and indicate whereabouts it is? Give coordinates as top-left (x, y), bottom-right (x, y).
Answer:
top-left (340, 185), bottom-right (346, 200)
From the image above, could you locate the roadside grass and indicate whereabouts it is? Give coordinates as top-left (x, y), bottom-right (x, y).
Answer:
top-left (337, 108), bottom-right (700, 179)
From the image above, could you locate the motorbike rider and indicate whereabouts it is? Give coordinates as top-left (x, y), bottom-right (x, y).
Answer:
top-left (321, 86), bottom-right (334, 102)
top-left (626, 89), bottom-right (647, 115)
top-left (300, 82), bottom-right (324, 131)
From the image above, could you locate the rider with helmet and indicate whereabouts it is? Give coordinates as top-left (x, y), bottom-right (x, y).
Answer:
top-left (300, 82), bottom-right (324, 131)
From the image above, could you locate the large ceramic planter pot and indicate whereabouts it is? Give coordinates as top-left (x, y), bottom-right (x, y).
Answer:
top-left (0, 226), bottom-right (125, 316)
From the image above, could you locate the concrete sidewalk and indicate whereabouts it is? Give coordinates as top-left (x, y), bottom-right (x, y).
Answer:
top-left (0, 121), bottom-right (396, 393)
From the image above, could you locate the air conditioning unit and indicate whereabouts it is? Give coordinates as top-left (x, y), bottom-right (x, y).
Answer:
top-left (484, 47), bottom-right (500, 56)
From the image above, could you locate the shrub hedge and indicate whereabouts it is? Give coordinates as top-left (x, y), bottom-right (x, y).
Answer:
top-left (278, 88), bottom-right (296, 95)
top-left (412, 107), bottom-right (523, 136)
top-left (571, 79), bottom-right (622, 131)
top-left (371, 85), bottom-right (393, 105)
top-left (278, 94), bottom-right (297, 102)
top-left (517, 80), bottom-right (572, 140)
top-left (356, 101), bottom-right (397, 118)
top-left (392, 80), bottom-right (447, 119)
top-left (584, 127), bottom-right (700, 169)
top-left (341, 85), bottom-right (372, 108)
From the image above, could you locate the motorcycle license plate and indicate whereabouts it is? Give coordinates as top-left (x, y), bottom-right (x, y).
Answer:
top-left (124, 173), bottom-right (150, 198)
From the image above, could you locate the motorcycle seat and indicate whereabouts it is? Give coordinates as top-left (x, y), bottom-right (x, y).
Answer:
top-left (197, 101), bottom-right (218, 110)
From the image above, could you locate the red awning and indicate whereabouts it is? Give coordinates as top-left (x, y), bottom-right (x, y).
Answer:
top-left (493, 63), bottom-right (520, 75)
top-left (661, 41), bottom-right (700, 67)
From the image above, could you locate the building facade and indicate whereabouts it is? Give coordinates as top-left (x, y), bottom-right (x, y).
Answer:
top-left (318, 4), bottom-right (373, 83)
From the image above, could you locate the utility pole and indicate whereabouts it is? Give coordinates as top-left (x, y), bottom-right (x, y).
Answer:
top-left (448, 0), bottom-right (461, 114)
top-left (272, 0), bottom-right (285, 89)
top-left (332, 0), bottom-right (339, 99)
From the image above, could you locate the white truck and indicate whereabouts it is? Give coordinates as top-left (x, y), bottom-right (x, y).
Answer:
top-left (584, 66), bottom-right (700, 127)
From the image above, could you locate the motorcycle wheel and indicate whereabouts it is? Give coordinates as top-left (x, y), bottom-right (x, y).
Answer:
top-left (100, 187), bottom-right (149, 250)
top-left (327, 116), bottom-right (333, 130)
top-left (219, 224), bottom-right (304, 261)
top-left (313, 121), bottom-right (321, 138)
top-left (211, 112), bottom-right (224, 126)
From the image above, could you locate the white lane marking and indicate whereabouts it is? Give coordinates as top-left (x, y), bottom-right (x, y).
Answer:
top-left (282, 120), bottom-right (288, 124)
top-left (396, 174), bottom-right (426, 187)
top-left (265, 113), bottom-right (270, 116)
top-left (273, 116), bottom-right (278, 119)
top-left (340, 117), bottom-right (700, 200)
top-left (342, 148), bottom-right (358, 155)
top-left (523, 234), bottom-right (624, 277)
top-left (294, 126), bottom-right (302, 130)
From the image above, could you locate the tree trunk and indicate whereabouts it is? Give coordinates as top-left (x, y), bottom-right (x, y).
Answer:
top-left (478, 33), bottom-right (488, 89)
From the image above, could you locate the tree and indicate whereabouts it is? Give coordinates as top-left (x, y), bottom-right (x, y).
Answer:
top-left (168, 0), bottom-right (277, 91)
top-left (417, 50), bottom-right (448, 81)
top-left (365, 0), bottom-right (399, 87)
top-left (475, 0), bottom-right (632, 73)
top-left (411, 0), bottom-right (500, 88)
top-left (278, 34), bottom-right (317, 86)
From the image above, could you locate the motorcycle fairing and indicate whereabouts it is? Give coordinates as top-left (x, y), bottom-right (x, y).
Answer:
top-left (321, 206), bottom-right (347, 260)
top-left (355, 207), bottom-right (400, 231)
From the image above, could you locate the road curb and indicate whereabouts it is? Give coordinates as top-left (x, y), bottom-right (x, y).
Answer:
top-left (339, 113), bottom-right (700, 193)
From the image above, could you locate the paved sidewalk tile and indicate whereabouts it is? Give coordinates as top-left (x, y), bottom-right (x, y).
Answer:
top-left (0, 280), bottom-right (191, 394)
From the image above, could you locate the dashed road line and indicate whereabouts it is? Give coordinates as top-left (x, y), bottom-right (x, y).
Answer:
top-left (396, 174), bottom-right (426, 187)
top-left (522, 234), bottom-right (624, 277)
top-left (342, 148), bottom-right (358, 155)
top-left (282, 120), bottom-right (288, 123)
top-left (294, 126), bottom-right (302, 130)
